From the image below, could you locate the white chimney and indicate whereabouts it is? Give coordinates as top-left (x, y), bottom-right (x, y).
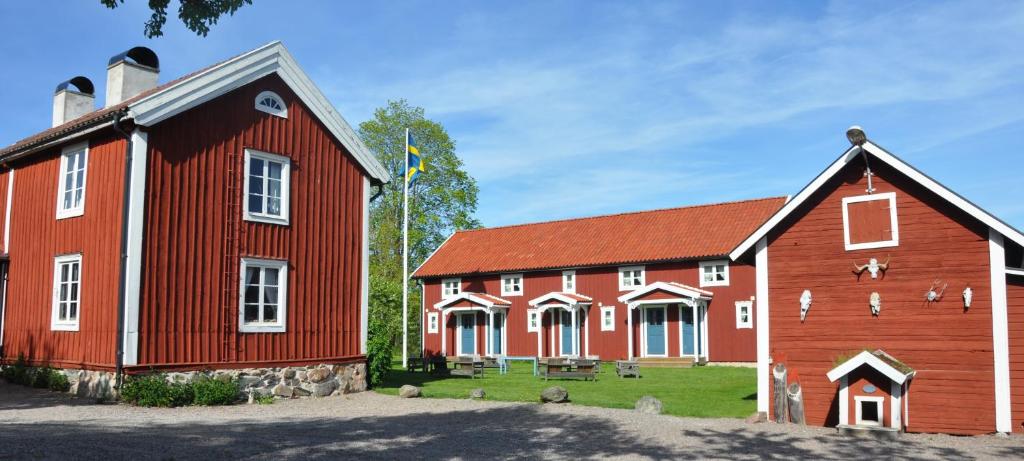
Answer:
top-left (52, 77), bottom-right (96, 127)
top-left (105, 47), bottom-right (160, 108)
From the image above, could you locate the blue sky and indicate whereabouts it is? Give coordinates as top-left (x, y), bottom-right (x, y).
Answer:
top-left (2, 1), bottom-right (1022, 229)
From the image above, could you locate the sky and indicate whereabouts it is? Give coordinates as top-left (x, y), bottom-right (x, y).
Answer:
top-left (1, 1), bottom-right (1022, 229)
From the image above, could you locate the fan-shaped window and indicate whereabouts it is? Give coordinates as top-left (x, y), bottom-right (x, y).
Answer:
top-left (255, 91), bottom-right (287, 118)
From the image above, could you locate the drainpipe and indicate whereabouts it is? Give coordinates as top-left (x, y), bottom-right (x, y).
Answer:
top-left (111, 110), bottom-right (132, 388)
top-left (369, 180), bottom-right (384, 203)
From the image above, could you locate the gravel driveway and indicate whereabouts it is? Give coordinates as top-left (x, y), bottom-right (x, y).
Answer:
top-left (0, 382), bottom-right (1019, 460)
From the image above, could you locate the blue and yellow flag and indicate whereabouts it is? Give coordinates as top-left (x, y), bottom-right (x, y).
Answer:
top-left (406, 131), bottom-right (425, 184)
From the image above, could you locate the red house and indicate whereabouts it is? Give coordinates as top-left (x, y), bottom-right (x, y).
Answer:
top-left (729, 128), bottom-right (1024, 435)
top-left (413, 197), bottom-right (785, 365)
top-left (0, 42), bottom-right (389, 398)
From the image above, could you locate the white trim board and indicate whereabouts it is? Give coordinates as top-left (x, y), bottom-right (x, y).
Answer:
top-left (361, 177), bottom-right (370, 355)
top-left (841, 192), bottom-right (899, 251)
top-left (125, 41), bottom-right (389, 183)
top-left (989, 229), bottom-right (1012, 433)
top-left (730, 141), bottom-right (1024, 260)
top-left (121, 129), bottom-right (148, 366)
top-left (755, 237), bottom-right (770, 413)
top-left (826, 350), bottom-right (913, 385)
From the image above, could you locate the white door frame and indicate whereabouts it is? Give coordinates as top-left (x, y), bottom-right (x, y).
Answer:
top-left (640, 305), bottom-right (669, 358)
top-left (488, 310), bottom-right (507, 356)
top-left (456, 312), bottom-right (476, 356)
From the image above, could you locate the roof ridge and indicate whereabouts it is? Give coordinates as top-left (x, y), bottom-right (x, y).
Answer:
top-left (457, 196), bottom-right (788, 234)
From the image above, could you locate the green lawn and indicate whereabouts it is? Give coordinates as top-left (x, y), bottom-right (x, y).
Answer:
top-left (376, 362), bottom-right (756, 418)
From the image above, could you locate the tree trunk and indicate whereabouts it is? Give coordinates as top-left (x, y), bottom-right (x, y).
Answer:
top-left (772, 363), bottom-right (788, 423)
top-left (787, 381), bottom-right (805, 425)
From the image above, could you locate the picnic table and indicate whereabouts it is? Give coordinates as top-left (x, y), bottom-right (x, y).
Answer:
top-left (450, 357), bottom-right (484, 379)
top-left (497, 356), bottom-right (539, 375)
top-left (541, 358), bottom-right (598, 381)
top-left (615, 360), bottom-right (640, 379)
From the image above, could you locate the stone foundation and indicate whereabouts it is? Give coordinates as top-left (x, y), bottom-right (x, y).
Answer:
top-left (3, 362), bottom-right (366, 401)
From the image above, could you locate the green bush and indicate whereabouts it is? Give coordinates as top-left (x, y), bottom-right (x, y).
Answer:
top-left (32, 367), bottom-right (55, 389)
top-left (1, 354), bottom-right (31, 386)
top-left (367, 277), bottom-right (400, 387)
top-left (120, 374), bottom-right (194, 407)
top-left (47, 372), bottom-right (71, 392)
top-left (255, 394), bottom-right (275, 405)
top-left (192, 377), bottom-right (239, 406)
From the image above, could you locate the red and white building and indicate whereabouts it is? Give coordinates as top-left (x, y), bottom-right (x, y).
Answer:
top-left (0, 42), bottom-right (388, 396)
top-left (413, 197), bottom-right (786, 364)
top-left (729, 129), bottom-right (1024, 435)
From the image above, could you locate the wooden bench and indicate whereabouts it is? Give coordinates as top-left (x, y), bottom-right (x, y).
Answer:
top-left (407, 356), bottom-right (427, 373)
top-left (541, 359), bottom-right (597, 381)
top-left (450, 358), bottom-right (484, 379)
top-left (615, 360), bottom-right (640, 379)
top-left (428, 355), bottom-right (449, 375)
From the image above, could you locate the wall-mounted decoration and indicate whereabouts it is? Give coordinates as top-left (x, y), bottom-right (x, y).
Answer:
top-left (799, 290), bottom-right (812, 322)
top-left (925, 280), bottom-right (947, 303)
top-left (863, 384), bottom-right (877, 394)
top-left (853, 256), bottom-right (889, 279)
top-left (962, 286), bottom-right (973, 310)
top-left (870, 292), bottom-right (881, 316)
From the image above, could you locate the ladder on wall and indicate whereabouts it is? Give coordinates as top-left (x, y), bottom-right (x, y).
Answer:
top-left (221, 148), bottom-right (244, 363)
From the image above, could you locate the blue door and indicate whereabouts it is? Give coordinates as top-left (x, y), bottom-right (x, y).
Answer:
top-left (682, 306), bottom-right (694, 356)
top-left (460, 314), bottom-right (475, 355)
top-left (492, 314), bottom-right (504, 355)
top-left (645, 307), bottom-right (666, 356)
top-left (560, 311), bottom-right (573, 355)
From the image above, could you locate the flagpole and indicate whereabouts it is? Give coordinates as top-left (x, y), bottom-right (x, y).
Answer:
top-left (402, 128), bottom-right (410, 370)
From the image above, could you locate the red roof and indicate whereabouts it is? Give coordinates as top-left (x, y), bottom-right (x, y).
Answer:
top-left (414, 197), bottom-right (787, 278)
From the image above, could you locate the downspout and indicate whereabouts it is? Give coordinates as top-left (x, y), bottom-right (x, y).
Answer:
top-left (111, 110), bottom-right (132, 388)
top-left (369, 180), bottom-right (384, 203)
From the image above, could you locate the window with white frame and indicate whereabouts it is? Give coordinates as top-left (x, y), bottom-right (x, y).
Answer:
top-left (700, 260), bottom-right (730, 287)
top-left (562, 270), bottom-right (575, 293)
top-left (244, 149), bottom-right (291, 225)
top-left (427, 312), bottom-right (439, 334)
top-left (854, 396), bottom-right (885, 426)
top-left (735, 300), bottom-right (753, 329)
top-left (842, 192), bottom-right (899, 251)
top-left (255, 90), bottom-right (288, 118)
top-left (56, 143), bottom-right (88, 219)
top-left (501, 273), bottom-right (523, 296)
top-left (601, 306), bottom-right (616, 331)
top-left (527, 309), bottom-right (539, 332)
top-left (442, 278), bottom-right (461, 298)
top-left (618, 266), bottom-right (645, 291)
top-left (51, 254), bottom-right (82, 331)
top-left (240, 258), bottom-right (288, 333)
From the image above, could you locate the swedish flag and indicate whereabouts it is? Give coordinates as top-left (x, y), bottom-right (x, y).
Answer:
top-left (407, 131), bottom-right (424, 184)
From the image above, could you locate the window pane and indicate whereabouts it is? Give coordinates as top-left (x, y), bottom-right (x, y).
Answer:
top-left (74, 188), bottom-right (83, 207)
top-left (69, 302), bottom-right (77, 320)
top-left (75, 151), bottom-right (85, 170)
top-left (268, 161), bottom-right (282, 180)
top-left (268, 178), bottom-right (281, 199)
top-left (264, 268), bottom-right (279, 286)
top-left (264, 304), bottom-right (278, 323)
top-left (244, 304), bottom-right (260, 323)
top-left (245, 268), bottom-right (260, 286)
top-left (59, 303), bottom-right (67, 321)
top-left (71, 263), bottom-right (79, 282)
top-left (63, 191), bottom-right (72, 210)
top-left (264, 287), bottom-right (278, 305)
top-left (267, 197), bottom-right (281, 216)
top-left (244, 285), bottom-right (259, 304)
top-left (248, 194), bottom-right (263, 213)
top-left (249, 158), bottom-right (264, 177)
top-left (70, 282), bottom-right (78, 302)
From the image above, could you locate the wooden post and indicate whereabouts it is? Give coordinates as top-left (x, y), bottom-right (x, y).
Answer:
top-left (772, 363), bottom-right (788, 423)
top-left (787, 381), bottom-right (805, 425)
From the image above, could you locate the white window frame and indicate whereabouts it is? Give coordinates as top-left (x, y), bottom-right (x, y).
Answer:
top-left (51, 253), bottom-right (82, 331)
top-left (854, 395), bottom-right (885, 426)
top-left (427, 312), bottom-right (439, 334)
top-left (527, 309), bottom-right (539, 332)
top-left (56, 142), bottom-right (88, 220)
top-left (618, 266), bottom-right (645, 291)
top-left (239, 257), bottom-right (288, 333)
top-left (243, 149), bottom-right (291, 226)
top-left (501, 273), bottom-right (524, 296)
top-left (735, 300), bottom-right (753, 329)
top-left (601, 306), bottom-right (616, 331)
top-left (254, 90), bottom-right (288, 118)
top-left (562, 270), bottom-right (576, 293)
top-left (442, 278), bottom-right (461, 298)
top-left (699, 260), bottom-right (730, 287)
top-left (842, 192), bottom-right (899, 251)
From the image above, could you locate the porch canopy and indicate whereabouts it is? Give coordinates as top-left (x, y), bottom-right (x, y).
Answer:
top-left (529, 292), bottom-right (593, 358)
top-left (617, 281), bottom-right (713, 360)
top-left (826, 349), bottom-right (915, 430)
top-left (433, 292), bottom-right (512, 357)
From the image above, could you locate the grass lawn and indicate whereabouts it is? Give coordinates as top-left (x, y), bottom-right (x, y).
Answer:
top-left (376, 362), bottom-right (756, 418)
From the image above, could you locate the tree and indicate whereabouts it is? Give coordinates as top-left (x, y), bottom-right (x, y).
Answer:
top-left (100, 0), bottom-right (252, 38)
top-left (360, 100), bottom-right (480, 362)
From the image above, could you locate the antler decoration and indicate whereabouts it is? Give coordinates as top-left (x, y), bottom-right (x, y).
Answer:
top-left (926, 280), bottom-right (948, 303)
top-left (853, 255), bottom-right (890, 279)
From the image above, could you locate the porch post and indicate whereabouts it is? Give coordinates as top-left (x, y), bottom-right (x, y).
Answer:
top-left (627, 303), bottom-right (634, 360)
top-left (571, 307), bottom-right (578, 357)
top-left (584, 308), bottom-right (590, 358)
top-left (488, 310), bottom-right (494, 356)
top-left (692, 301), bottom-right (699, 359)
top-left (441, 310), bottom-right (448, 356)
top-left (536, 309), bottom-right (543, 358)
top-left (550, 310), bottom-right (556, 357)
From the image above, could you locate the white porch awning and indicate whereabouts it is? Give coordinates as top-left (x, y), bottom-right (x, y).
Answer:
top-left (617, 281), bottom-right (713, 307)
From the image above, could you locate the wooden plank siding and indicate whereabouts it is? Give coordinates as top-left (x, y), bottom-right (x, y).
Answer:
top-left (136, 73), bottom-right (366, 369)
top-left (1008, 275), bottom-right (1024, 433)
top-left (765, 158), bottom-right (997, 435)
top-left (421, 260), bottom-right (757, 361)
top-left (1, 134), bottom-right (127, 369)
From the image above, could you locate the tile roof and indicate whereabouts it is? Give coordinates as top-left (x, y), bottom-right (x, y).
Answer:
top-left (414, 196), bottom-right (787, 278)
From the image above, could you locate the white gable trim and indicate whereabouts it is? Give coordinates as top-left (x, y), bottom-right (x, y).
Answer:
top-left (126, 41), bottom-right (389, 183)
top-left (730, 141), bottom-right (1024, 260)
top-left (528, 292), bottom-right (593, 307)
top-left (617, 281), bottom-right (712, 304)
top-left (826, 351), bottom-right (912, 385)
top-left (433, 292), bottom-right (510, 311)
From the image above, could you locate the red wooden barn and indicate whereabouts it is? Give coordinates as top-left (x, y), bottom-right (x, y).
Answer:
top-left (412, 197), bottom-right (786, 365)
top-left (729, 127), bottom-right (1024, 435)
top-left (0, 42), bottom-right (389, 398)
